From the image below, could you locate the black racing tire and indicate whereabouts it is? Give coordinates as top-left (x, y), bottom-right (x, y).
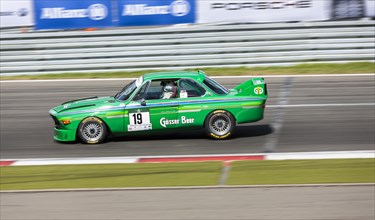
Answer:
top-left (78, 117), bottom-right (107, 144)
top-left (204, 110), bottom-right (235, 140)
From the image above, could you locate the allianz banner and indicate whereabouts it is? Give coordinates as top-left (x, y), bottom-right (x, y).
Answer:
top-left (118, 0), bottom-right (196, 26)
top-left (197, 0), bottom-right (330, 23)
top-left (0, 0), bottom-right (34, 28)
top-left (34, 0), bottom-right (113, 30)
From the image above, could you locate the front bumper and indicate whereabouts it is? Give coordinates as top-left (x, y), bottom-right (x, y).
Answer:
top-left (54, 127), bottom-right (76, 142)
top-left (50, 109), bottom-right (77, 142)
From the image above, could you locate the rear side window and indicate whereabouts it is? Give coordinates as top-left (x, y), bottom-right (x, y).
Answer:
top-left (179, 79), bottom-right (206, 97)
top-left (203, 77), bottom-right (229, 95)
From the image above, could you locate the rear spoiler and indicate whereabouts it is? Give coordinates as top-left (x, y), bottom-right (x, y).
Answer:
top-left (234, 78), bottom-right (267, 97)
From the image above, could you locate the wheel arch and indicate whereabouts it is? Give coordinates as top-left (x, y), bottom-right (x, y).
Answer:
top-left (203, 109), bottom-right (237, 128)
top-left (75, 116), bottom-right (112, 140)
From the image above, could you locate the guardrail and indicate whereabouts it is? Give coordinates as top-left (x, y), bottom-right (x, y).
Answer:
top-left (1, 20), bottom-right (374, 76)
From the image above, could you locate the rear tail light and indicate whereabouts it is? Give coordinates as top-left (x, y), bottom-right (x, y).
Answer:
top-left (264, 84), bottom-right (268, 95)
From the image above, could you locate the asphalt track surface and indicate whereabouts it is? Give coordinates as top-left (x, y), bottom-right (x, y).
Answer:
top-left (0, 75), bottom-right (374, 159)
top-left (1, 185), bottom-right (374, 220)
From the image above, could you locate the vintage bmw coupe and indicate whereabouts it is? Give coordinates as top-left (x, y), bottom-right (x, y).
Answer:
top-left (49, 71), bottom-right (268, 144)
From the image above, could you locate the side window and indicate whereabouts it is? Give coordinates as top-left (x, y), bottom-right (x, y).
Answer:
top-left (145, 80), bottom-right (178, 100)
top-left (203, 77), bottom-right (228, 95)
top-left (178, 79), bottom-right (206, 98)
top-left (145, 81), bottom-right (162, 100)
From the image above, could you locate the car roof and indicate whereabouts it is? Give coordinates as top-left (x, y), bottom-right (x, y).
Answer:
top-left (143, 70), bottom-right (206, 82)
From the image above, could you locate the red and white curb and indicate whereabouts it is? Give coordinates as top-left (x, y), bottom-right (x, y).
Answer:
top-left (0, 150), bottom-right (374, 167)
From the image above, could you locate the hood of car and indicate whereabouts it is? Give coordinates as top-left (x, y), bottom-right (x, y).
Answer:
top-left (53, 96), bottom-right (116, 113)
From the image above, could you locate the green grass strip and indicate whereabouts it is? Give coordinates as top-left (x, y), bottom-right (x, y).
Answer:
top-left (228, 159), bottom-right (375, 185)
top-left (0, 159), bottom-right (373, 190)
top-left (1, 62), bottom-right (374, 80)
top-left (0, 162), bottom-right (222, 190)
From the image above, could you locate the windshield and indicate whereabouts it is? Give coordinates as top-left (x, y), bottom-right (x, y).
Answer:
top-left (203, 77), bottom-right (229, 95)
top-left (114, 80), bottom-right (137, 101)
top-left (114, 76), bottom-right (143, 101)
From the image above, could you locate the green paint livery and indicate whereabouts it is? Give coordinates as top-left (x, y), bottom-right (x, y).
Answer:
top-left (49, 71), bottom-right (268, 144)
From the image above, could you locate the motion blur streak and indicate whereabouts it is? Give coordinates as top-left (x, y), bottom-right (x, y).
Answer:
top-left (263, 77), bottom-right (293, 152)
top-left (268, 103), bottom-right (375, 107)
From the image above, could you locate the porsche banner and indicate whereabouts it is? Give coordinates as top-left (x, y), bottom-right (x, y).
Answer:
top-left (365, 0), bottom-right (375, 17)
top-left (197, 0), bottom-right (331, 23)
top-left (0, 0), bottom-right (34, 27)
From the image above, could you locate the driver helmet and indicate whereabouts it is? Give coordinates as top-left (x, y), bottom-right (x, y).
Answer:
top-left (163, 82), bottom-right (174, 92)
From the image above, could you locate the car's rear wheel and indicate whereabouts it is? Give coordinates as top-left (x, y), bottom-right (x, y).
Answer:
top-left (205, 110), bottom-right (235, 139)
top-left (78, 117), bottom-right (107, 144)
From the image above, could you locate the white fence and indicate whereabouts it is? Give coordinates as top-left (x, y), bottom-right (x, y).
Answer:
top-left (1, 20), bottom-right (374, 76)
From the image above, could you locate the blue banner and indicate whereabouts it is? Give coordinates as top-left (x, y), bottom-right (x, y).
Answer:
top-left (118, 0), bottom-right (195, 26)
top-left (34, 0), bottom-right (113, 30)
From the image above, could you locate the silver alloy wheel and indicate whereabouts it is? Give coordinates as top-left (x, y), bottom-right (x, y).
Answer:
top-left (81, 122), bottom-right (103, 142)
top-left (208, 113), bottom-right (231, 136)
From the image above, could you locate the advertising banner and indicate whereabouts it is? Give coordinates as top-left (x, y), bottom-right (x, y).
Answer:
top-left (331, 0), bottom-right (365, 19)
top-left (118, 0), bottom-right (195, 26)
top-left (0, 0), bottom-right (34, 28)
top-left (34, 0), bottom-right (113, 30)
top-left (197, 0), bottom-right (330, 23)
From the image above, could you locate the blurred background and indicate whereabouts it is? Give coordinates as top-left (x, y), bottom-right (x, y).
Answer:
top-left (1, 2), bottom-right (374, 219)
top-left (0, 0), bottom-right (374, 76)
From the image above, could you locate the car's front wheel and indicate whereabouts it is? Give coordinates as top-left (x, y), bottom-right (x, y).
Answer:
top-left (205, 110), bottom-right (235, 139)
top-left (78, 117), bottom-right (107, 144)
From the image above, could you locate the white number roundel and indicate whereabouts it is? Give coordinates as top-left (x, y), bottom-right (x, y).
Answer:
top-left (254, 86), bottom-right (263, 95)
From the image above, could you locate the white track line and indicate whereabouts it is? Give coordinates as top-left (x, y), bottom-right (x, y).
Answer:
top-left (12, 157), bottom-right (139, 166)
top-left (1, 150), bottom-right (374, 166)
top-left (0, 78), bottom-right (137, 83)
top-left (267, 103), bottom-right (375, 108)
top-left (265, 151), bottom-right (375, 160)
top-left (1, 73), bottom-right (374, 83)
top-left (213, 73), bottom-right (375, 78)
top-left (2, 183), bottom-right (375, 193)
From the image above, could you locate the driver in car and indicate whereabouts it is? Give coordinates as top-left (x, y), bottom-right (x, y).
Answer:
top-left (161, 81), bottom-right (177, 99)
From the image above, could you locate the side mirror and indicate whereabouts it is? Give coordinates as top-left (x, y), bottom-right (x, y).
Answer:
top-left (140, 99), bottom-right (146, 106)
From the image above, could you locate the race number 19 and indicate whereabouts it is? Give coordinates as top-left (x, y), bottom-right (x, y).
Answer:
top-left (129, 112), bottom-right (150, 125)
top-left (132, 113), bottom-right (143, 124)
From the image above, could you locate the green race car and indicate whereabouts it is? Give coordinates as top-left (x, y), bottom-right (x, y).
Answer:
top-left (49, 71), bottom-right (268, 144)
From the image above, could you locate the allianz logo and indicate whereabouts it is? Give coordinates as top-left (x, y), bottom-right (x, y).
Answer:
top-left (40, 4), bottom-right (107, 20)
top-left (123, 0), bottom-right (190, 17)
